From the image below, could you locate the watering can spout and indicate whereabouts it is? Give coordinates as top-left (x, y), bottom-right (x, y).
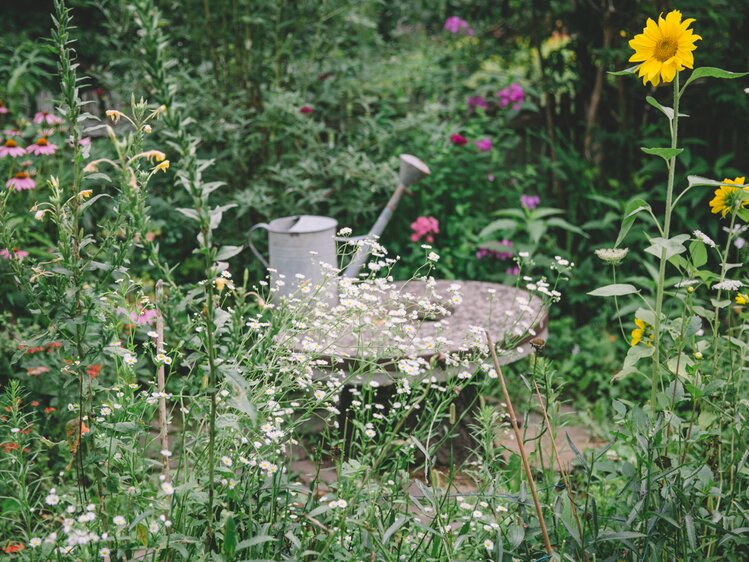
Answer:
top-left (343, 154), bottom-right (430, 279)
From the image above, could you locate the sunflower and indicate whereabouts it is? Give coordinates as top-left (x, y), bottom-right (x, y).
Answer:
top-left (628, 10), bottom-right (701, 86)
top-left (709, 176), bottom-right (749, 218)
top-left (630, 318), bottom-right (654, 347)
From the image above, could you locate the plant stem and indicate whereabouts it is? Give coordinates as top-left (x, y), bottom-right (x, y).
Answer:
top-left (650, 73), bottom-right (680, 411)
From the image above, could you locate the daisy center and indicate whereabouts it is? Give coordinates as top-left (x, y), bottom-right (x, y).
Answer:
top-left (654, 38), bottom-right (677, 62)
top-left (4, 139), bottom-right (17, 148)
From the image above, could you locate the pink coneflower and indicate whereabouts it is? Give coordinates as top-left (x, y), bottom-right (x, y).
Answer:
top-left (27, 137), bottom-right (57, 156)
top-left (2, 128), bottom-right (19, 136)
top-left (450, 133), bottom-right (467, 146)
top-left (0, 139), bottom-right (26, 158)
top-left (475, 138), bottom-right (492, 152)
top-left (299, 105), bottom-right (313, 114)
top-left (33, 111), bottom-right (63, 125)
top-left (6, 172), bottom-right (36, 191)
top-left (0, 248), bottom-right (29, 260)
top-left (410, 216), bottom-right (440, 243)
top-left (0, 101), bottom-right (8, 114)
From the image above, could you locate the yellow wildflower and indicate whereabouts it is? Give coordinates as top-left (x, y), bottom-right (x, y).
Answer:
top-left (105, 109), bottom-right (124, 123)
top-left (709, 177), bottom-right (748, 218)
top-left (630, 318), bottom-right (654, 347)
top-left (154, 160), bottom-right (170, 173)
top-left (737, 293), bottom-right (749, 305)
top-left (628, 10), bottom-right (701, 86)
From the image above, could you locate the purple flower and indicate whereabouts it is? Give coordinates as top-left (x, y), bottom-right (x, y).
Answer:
top-left (505, 265), bottom-right (520, 276)
top-left (476, 240), bottom-right (513, 261)
top-left (475, 138), bottom-right (492, 152)
top-left (487, 174), bottom-right (495, 182)
top-left (497, 83), bottom-right (525, 110)
top-left (467, 95), bottom-right (488, 110)
top-left (520, 194), bottom-right (541, 210)
top-left (444, 16), bottom-right (474, 35)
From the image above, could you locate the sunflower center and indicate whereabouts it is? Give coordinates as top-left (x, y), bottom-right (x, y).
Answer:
top-left (654, 38), bottom-right (677, 62)
top-left (4, 139), bottom-right (17, 148)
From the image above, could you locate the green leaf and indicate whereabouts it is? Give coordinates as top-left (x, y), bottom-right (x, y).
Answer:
top-left (645, 234), bottom-right (690, 260)
top-left (546, 217), bottom-right (589, 238)
top-left (641, 147), bottom-right (684, 160)
top-left (616, 198), bottom-right (651, 246)
top-left (689, 240), bottom-right (707, 268)
top-left (608, 65), bottom-right (638, 76)
top-left (216, 245), bottom-right (243, 261)
top-left (236, 535), bottom-right (275, 551)
top-left (177, 208), bottom-right (199, 221)
top-left (383, 515), bottom-right (407, 544)
top-left (223, 516), bottom-right (237, 558)
top-left (682, 67), bottom-right (749, 90)
top-left (478, 218), bottom-right (517, 239)
top-left (527, 219), bottom-right (545, 244)
top-left (80, 193), bottom-right (112, 212)
top-left (587, 284), bottom-right (639, 297)
top-left (136, 523), bottom-right (149, 547)
top-left (646, 96), bottom-right (674, 120)
top-left (687, 175), bottom-right (724, 188)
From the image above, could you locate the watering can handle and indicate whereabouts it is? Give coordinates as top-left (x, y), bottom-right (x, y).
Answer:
top-left (248, 223), bottom-right (270, 268)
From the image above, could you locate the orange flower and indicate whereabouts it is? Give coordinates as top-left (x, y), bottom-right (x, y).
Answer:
top-left (2, 542), bottom-right (24, 553)
top-left (86, 364), bottom-right (102, 379)
top-left (44, 407), bottom-right (56, 414)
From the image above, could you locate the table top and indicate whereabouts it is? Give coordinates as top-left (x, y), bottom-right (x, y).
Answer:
top-left (293, 279), bottom-right (547, 383)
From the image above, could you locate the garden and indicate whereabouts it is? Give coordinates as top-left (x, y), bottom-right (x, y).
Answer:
top-left (1, 1), bottom-right (748, 560)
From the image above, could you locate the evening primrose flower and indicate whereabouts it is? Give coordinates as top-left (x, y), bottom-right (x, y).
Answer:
top-left (736, 293), bottom-right (749, 305)
top-left (709, 177), bottom-right (748, 218)
top-left (630, 318), bottom-right (654, 347)
top-left (106, 110), bottom-right (124, 123)
top-left (153, 160), bottom-right (170, 173)
top-left (628, 10), bottom-right (701, 86)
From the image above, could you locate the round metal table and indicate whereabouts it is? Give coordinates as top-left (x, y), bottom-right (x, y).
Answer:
top-left (301, 279), bottom-right (548, 386)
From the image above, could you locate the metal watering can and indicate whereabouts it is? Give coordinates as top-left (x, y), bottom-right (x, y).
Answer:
top-left (249, 154), bottom-right (430, 304)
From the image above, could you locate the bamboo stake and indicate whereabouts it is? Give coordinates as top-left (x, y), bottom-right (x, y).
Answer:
top-left (485, 331), bottom-right (553, 556)
top-left (156, 279), bottom-right (171, 481)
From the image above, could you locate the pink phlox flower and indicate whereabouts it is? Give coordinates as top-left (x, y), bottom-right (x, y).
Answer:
top-left (0, 248), bottom-right (28, 260)
top-left (6, 172), bottom-right (36, 191)
top-left (410, 216), bottom-right (440, 243)
top-left (444, 16), bottom-right (474, 35)
top-left (0, 139), bottom-right (26, 158)
top-left (33, 111), bottom-right (63, 125)
top-left (27, 137), bottom-right (58, 156)
top-left (497, 83), bottom-right (525, 110)
top-left (520, 194), bottom-right (541, 210)
top-left (475, 137), bottom-right (492, 152)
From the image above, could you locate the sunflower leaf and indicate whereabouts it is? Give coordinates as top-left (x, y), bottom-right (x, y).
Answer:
top-left (641, 147), bottom-right (684, 160)
top-left (608, 65), bottom-right (638, 76)
top-left (687, 175), bottom-right (724, 188)
top-left (587, 284), bottom-right (639, 297)
top-left (646, 96), bottom-right (674, 120)
top-left (682, 67), bottom-right (749, 91)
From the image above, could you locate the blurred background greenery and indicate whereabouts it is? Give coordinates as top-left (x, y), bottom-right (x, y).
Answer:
top-left (1, 0), bottom-right (747, 407)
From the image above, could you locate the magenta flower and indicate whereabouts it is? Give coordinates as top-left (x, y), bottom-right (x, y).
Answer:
top-left (497, 83), bottom-right (525, 110)
top-left (0, 101), bottom-right (8, 114)
top-left (477, 240), bottom-right (513, 261)
top-left (27, 137), bottom-right (58, 156)
top-left (444, 16), bottom-right (474, 35)
top-left (33, 111), bottom-right (63, 125)
top-left (299, 105), bottom-right (314, 114)
top-left (506, 265), bottom-right (520, 276)
top-left (130, 308), bottom-right (158, 325)
top-left (410, 216), bottom-right (440, 243)
top-left (0, 248), bottom-right (29, 260)
top-left (450, 133), bottom-right (468, 146)
top-left (520, 194), bottom-right (541, 210)
top-left (0, 139), bottom-right (26, 158)
top-left (2, 128), bottom-right (19, 136)
top-left (475, 138), bottom-right (492, 152)
top-left (467, 95), bottom-right (488, 110)
top-left (6, 172), bottom-right (36, 191)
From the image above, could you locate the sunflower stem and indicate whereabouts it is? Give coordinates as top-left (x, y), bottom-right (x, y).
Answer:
top-left (650, 73), bottom-right (680, 411)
